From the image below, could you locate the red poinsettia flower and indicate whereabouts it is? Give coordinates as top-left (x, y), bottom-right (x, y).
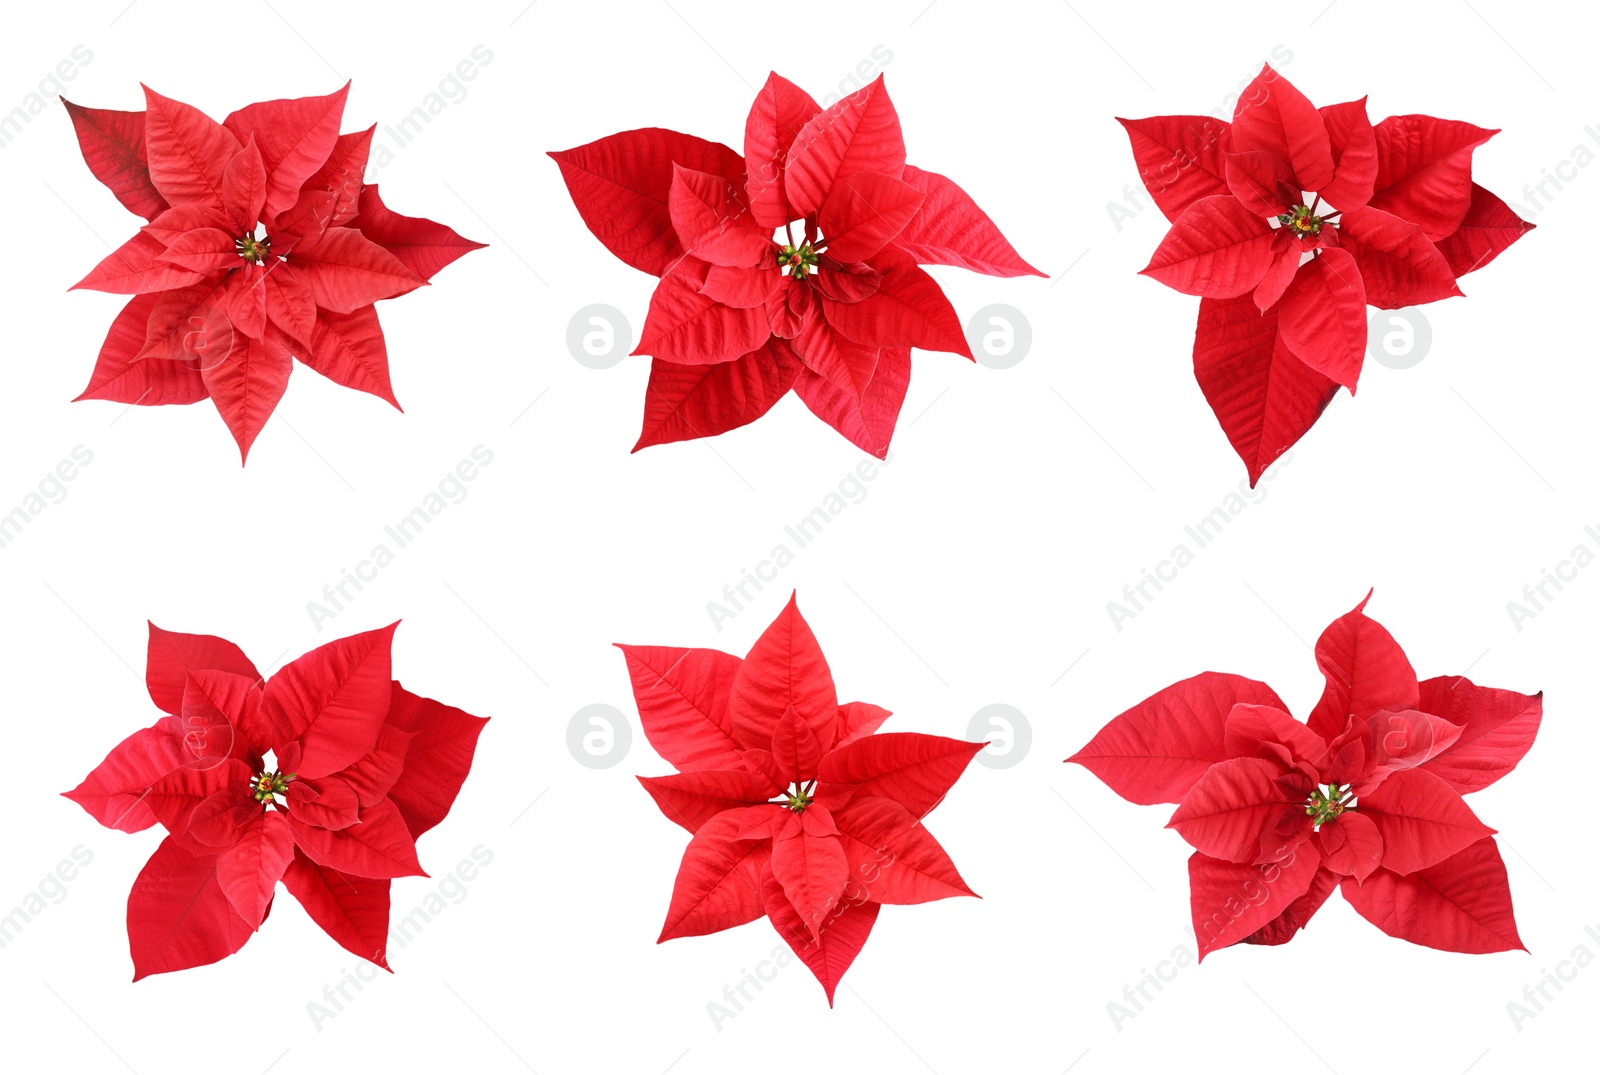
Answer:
top-left (1123, 64), bottom-right (1533, 483)
top-left (65, 623), bottom-right (487, 979)
top-left (619, 594), bottom-right (983, 1003)
top-left (1068, 593), bottom-right (1540, 958)
top-left (65, 84), bottom-right (483, 461)
top-left (552, 73), bottom-right (1041, 457)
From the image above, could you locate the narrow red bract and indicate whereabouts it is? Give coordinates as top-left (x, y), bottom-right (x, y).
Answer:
top-left (1068, 592), bottom-right (1539, 959)
top-left (620, 593), bottom-right (983, 1004)
top-left (1122, 65), bottom-right (1532, 484)
top-left (552, 73), bottom-right (1042, 458)
top-left (65, 622), bottom-right (488, 979)
top-left (64, 84), bottom-right (483, 462)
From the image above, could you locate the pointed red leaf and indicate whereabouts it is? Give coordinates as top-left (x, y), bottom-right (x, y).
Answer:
top-left (1168, 757), bottom-right (1304, 864)
top-left (288, 225), bottom-right (425, 313)
top-left (772, 705), bottom-right (825, 787)
top-left (1318, 809), bottom-right (1383, 882)
top-left (353, 184), bottom-right (485, 281)
top-left (794, 345), bottom-right (909, 460)
top-left (794, 316), bottom-right (877, 401)
top-left (727, 594), bottom-right (838, 751)
top-left (761, 866), bottom-right (878, 1006)
top-left (304, 304), bottom-right (400, 409)
top-left (215, 810), bottom-right (293, 929)
top-left (818, 170), bottom-right (924, 264)
top-left (658, 807), bottom-right (772, 941)
top-left (825, 251), bottom-right (969, 356)
top-left (299, 126), bottom-right (373, 228)
top-left (1369, 115), bottom-right (1496, 240)
top-left (281, 850), bottom-right (392, 969)
top-left (223, 83), bottom-right (349, 220)
top-left (770, 827), bottom-right (849, 940)
top-left (1189, 846), bottom-right (1322, 960)
top-left (1433, 183), bottom-right (1534, 277)
top-left (63, 724), bottom-right (190, 833)
top-left (1229, 64), bottom-right (1334, 191)
top-left (1140, 195), bottom-right (1276, 298)
top-left (550, 128), bottom-right (745, 276)
top-left (785, 76), bottom-right (905, 217)
top-left (128, 836), bottom-right (256, 979)
top-left (1117, 114), bottom-right (1232, 223)
top-left (638, 769), bottom-right (769, 833)
top-left (1277, 247), bottom-right (1366, 391)
top-left (634, 338), bottom-right (803, 451)
top-left (1306, 594), bottom-right (1420, 742)
top-left (141, 86), bottom-right (239, 210)
top-left (1341, 837), bottom-right (1523, 953)
top-left (74, 293), bottom-right (208, 406)
top-left (383, 683), bottom-right (489, 838)
top-left (634, 256), bottom-right (773, 365)
top-left (891, 165), bottom-right (1042, 276)
top-left (667, 164), bottom-right (769, 268)
top-left (1224, 150), bottom-right (1299, 218)
top-left (1069, 672), bottom-right (1286, 804)
top-left (818, 732), bottom-right (982, 819)
top-left (1416, 677), bottom-right (1541, 794)
top-left (833, 794), bottom-right (974, 904)
top-left (200, 328), bottom-right (291, 463)
top-left (1193, 293), bottom-right (1339, 486)
top-left (744, 72), bottom-right (821, 228)
top-left (62, 100), bottom-right (169, 221)
top-left (616, 644), bottom-right (744, 769)
top-left (836, 701), bottom-right (892, 747)
top-left (263, 264), bottom-right (317, 350)
top-left (146, 623), bottom-right (260, 712)
top-left (1358, 767), bottom-right (1495, 875)
top-left (262, 622), bottom-right (396, 778)
top-left (1318, 97), bottom-right (1379, 210)
top-left (1338, 205), bottom-right (1462, 309)
top-left (1242, 866), bottom-right (1339, 946)
top-left (288, 797), bottom-right (424, 879)
top-left (72, 230), bottom-right (207, 294)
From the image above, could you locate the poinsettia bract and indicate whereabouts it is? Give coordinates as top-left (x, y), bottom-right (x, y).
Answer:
top-left (1068, 593), bottom-right (1539, 958)
top-left (65, 84), bottom-right (484, 461)
top-left (552, 73), bottom-right (1042, 457)
top-left (620, 593), bottom-right (983, 1003)
top-left (65, 622), bottom-right (488, 978)
top-left (1123, 64), bottom-right (1532, 483)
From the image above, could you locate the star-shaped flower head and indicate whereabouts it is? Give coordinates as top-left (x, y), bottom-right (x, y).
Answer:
top-left (1069, 592), bottom-right (1540, 958)
top-left (65, 623), bottom-right (488, 978)
top-left (619, 593), bottom-right (984, 1003)
top-left (552, 73), bottom-right (1041, 458)
top-left (65, 84), bottom-right (483, 461)
top-left (1122, 64), bottom-right (1533, 483)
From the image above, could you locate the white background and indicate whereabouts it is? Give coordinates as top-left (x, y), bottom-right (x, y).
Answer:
top-left (0, 0), bottom-right (1592, 1071)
